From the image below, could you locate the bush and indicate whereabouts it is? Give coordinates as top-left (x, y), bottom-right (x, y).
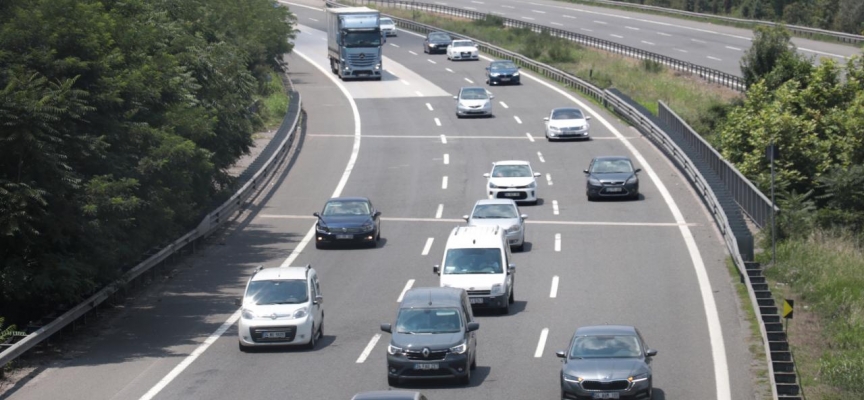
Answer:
top-left (641, 59), bottom-right (664, 73)
top-left (474, 14), bottom-right (504, 28)
top-left (547, 41), bottom-right (575, 63)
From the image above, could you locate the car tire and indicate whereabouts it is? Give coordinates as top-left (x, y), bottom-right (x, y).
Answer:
top-left (388, 376), bottom-right (399, 387)
top-left (238, 341), bottom-right (250, 353)
top-left (423, 46), bottom-right (428, 54)
top-left (306, 324), bottom-right (318, 350)
top-left (456, 113), bottom-right (462, 119)
top-left (315, 241), bottom-right (324, 249)
top-left (509, 288), bottom-right (515, 304)
top-left (500, 299), bottom-right (510, 315)
top-left (459, 367), bottom-right (471, 385)
top-left (630, 192), bottom-right (639, 200)
top-left (515, 242), bottom-right (524, 252)
top-left (470, 354), bottom-right (477, 370)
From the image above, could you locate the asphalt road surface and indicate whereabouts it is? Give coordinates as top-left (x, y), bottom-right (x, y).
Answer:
top-left (1, 1), bottom-right (761, 399)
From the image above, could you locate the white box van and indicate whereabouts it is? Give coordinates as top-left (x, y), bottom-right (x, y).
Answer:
top-left (433, 226), bottom-right (515, 315)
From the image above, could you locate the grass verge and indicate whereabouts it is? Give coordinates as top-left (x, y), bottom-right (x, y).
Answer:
top-left (726, 258), bottom-right (773, 400)
top-left (761, 231), bottom-right (864, 399)
top-left (256, 69), bottom-right (291, 130)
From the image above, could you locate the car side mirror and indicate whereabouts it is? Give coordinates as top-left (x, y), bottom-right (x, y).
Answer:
top-left (555, 350), bottom-right (566, 358)
top-left (543, 117), bottom-right (549, 121)
top-left (433, 265), bottom-right (440, 275)
top-left (374, 211), bottom-right (382, 218)
top-left (234, 298), bottom-right (242, 307)
top-left (466, 322), bottom-right (480, 332)
top-left (508, 263), bottom-right (516, 273)
top-left (462, 215), bottom-right (470, 222)
top-left (489, 95), bottom-right (494, 99)
top-left (313, 212), bottom-right (320, 217)
top-left (646, 349), bottom-right (658, 357)
top-left (313, 295), bottom-right (323, 305)
top-left (635, 168), bottom-right (642, 173)
top-left (483, 173), bottom-right (490, 178)
top-left (586, 116), bottom-right (592, 120)
top-left (534, 172), bottom-right (541, 177)
top-left (485, 67), bottom-right (490, 71)
top-left (583, 169), bottom-right (589, 174)
top-left (453, 95), bottom-right (458, 100)
top-left (520, 214), bottom-right (528, 220)
top-left (380, 323), bottom-right (392, 333)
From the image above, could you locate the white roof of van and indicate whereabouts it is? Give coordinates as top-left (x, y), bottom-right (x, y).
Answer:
top-left (251, 265), bottom-right (311, 281)
top-left (446, 225), bottom-right (504, 248)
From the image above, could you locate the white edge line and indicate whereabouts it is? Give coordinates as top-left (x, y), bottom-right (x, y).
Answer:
top-left (356, 334), bottom-right (382, 363)
top-left (534, 328), bottom-right (549, 357)
top-left (397, 279), bottom-right (416, 302)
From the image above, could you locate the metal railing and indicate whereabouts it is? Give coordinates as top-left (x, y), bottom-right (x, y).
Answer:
top-left (345, 0), bottom-right (746, 91)
top-left (565, 0), bottom-right (864, 45)
top-left (0, 76), bottom-right (303, 369)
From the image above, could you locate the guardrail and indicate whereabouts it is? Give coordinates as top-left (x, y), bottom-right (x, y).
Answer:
top-left (344, 0), bottom-right (746, 91)
top-left (328, 3), bottom-right (787, 397)
top-left (0, 71), bottom-right (303, 370)
top-left (567, 0), bottom-right (864, 45)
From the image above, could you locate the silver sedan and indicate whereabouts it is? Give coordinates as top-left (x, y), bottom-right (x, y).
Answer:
top-left (455, 87), bottom-right (494, 118)
top-left (463, 199), bottom-right (527, 251)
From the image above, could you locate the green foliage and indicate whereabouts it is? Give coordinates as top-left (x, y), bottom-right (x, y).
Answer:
top-left (474, 14), bottom-right (504, 28)
top-left (740, 24), bottom-right (797, 88)
top-left (641, 59), bottom-right (664, 73)
top-left (0, 317), bottom-right (17, 343)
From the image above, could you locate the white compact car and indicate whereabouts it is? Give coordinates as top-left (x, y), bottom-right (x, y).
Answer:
top-left (464, 199), bottom-right (527, 252)
top-left (237, 264), bottom-right (324, 351)
top-left (544, 107), bottom-right (592, 141)
top-left (447, 39), bottom-right (479, 61)
top-left (380, 17), bottom-right (397, 37)
top-left (484, 160), bottom-right (541, 204)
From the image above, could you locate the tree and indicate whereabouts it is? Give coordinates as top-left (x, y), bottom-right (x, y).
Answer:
top-left (740, 24), bottom-right (797, 88)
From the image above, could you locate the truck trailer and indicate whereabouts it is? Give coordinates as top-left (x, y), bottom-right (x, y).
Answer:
top-left (326, 7), bottom-right (384, 80)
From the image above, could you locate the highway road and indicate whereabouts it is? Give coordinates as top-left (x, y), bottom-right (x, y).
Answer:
top-left (0, 1), bottom-right (761, 399)
top-left (414, 0), bottom-right (860, 77)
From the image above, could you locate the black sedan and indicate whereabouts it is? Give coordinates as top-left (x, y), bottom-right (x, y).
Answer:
top-left (556, 325), bottom-right (657, 399)
top-left (485, 60), bottom-right (521, 85)
top-left (423, 31), bottom-right (452, 54)
top-left (313, 197), bottom-right (381, 248)
top-left (584, 156), bottom-right (641, 200)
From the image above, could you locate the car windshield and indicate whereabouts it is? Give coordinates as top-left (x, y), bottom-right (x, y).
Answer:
top-left (570, 335), bottom-right (642, 359)
top-left (322, 200), bottom-right (371, 216)
top-left (343, 31), bottom-right (382, 47)
top-left (460, 88), bottom-right (488, 100)
top-left (245, 280), bottom-right (308, 305)
top-left (452, 40), bottom-right (474, 47)
top-left (590, 159), bottom-right (633, 174)
top-left (491, 164), bottom-right (531, 177)
top-left (552, 109), bottom-right (584, 120)
top-left (472, 204), bottom-right (518, 219)
top-left (490, 62), bottom-right (516, 71)
top-left (396, 307), bottom-right (462, 334)
top-left (429, 33), bottom-right (450, 41)
top-left (443, 248), bottom-right (503, 274)
top-left (380, 18), bottom-right (394, 25)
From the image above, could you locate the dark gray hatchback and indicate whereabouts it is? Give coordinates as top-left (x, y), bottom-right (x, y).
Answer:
top-left (381, 287), bottom-right (479, 386)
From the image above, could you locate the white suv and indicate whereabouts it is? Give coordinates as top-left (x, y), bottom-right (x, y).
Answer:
top-left (237, 264), bottom-right (324, 351)
top-left (434, 226), bottom-right (515, 315)
top-left (484, 160), bottom-right (541, 205)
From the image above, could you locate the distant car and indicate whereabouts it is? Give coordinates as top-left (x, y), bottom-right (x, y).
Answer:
top-left (544, 107), bottom-right (591, 141)
top-left (464, 199), bottom-right (527, 251)
top-left (424, 31), bottom-right (452, 54)
top-left (556, 325), bottom-right (657, 400)
top-left (446, 39), bottom-right (479, 61)
top-left (351, 391), bottom-right (428, 400)
top-left (485, 60), bottom-right (521, 85)
top-left (484, 161), bottom-right (541, 205)
top-left (380, 17), bottom-right (397, 36)
top-left (584, 156), bottom-right (641, 200)
top-left (237, 264), bottom-right (324, 351)
top-left (454, 87), bottom-right (493, 118)
top-left (314, 197), bottom-right (382, 248)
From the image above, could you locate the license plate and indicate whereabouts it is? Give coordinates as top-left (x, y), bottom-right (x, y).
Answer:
top-left (262, 332), bottom-right (286, 339)
top-left (592, 393), bottom-right (619, 399)
top-left (336, 234), bottom-right (353, 239)
top-left (414, 363), bottom-right (439, 370)
top-left (470, 298), bottom-right (484, 304)
top-left (501, 77), bottom-right (511, 81)
top-left (606, 187), bottom-right (623, 192)
top-left (503, 192), bottom-right (520, 197)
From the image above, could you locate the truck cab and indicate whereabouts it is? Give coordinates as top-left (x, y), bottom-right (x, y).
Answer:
top-left (326, 7), bottom-right (385, 80)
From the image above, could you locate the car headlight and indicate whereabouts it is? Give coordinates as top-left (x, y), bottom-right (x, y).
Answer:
top-left (490, 73), bottom-right (500, 77)
top-left (362, 223), bottom-right (374, 231)
top-left (563, 373), bottom-right (583, 383)
top-left (292, 307), bottom-right (308, 319)
top-left (458, 102), bottom-right (467, 107)
top-left (491, 283), bottom-right (504, 295)
top-left (375, 63), bottom-right (381, 70)
top-left (241, 309), bottom-right (256, 320)
top-left (388, 344), bottom-right (403, 355)
top-left (626, 175), bottom-right (638, 184)
top-left (506, 224), bottom-right (520, 233)
top-left (513, 71), bottom-right (520, 76)
top-left (549, 126), bottom-right (561, 133)
top-left (428, 43), bottom-right (435, 47)
top-left (588, 177), bottom-right (601, 186)
top-left (449, 342), bottom-right (467, 354)
top-left (528, 181), bottom-right (537, 189)
top-left (316, 224), bottom-right (329, 233)
top-left (629, 372), bottom-right (650, 382)
top-left (489, 182), bottom-right (499, 189)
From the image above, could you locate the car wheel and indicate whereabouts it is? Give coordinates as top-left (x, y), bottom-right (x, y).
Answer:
top-left (459, 366), bottom-right (471, 385)
top-left (315, 241), bottom-right (324, 249)
top-left (423, 46), bottom-right (428, 54)
top-left (648, 386), bottom-right (653, 399)
top-left (500, 299), bottom-right (510, 315)
top-left (456, 113), bottom-right (462, 119)
top-left (509, 287), bottom-right (515, 304)
top-left (306, 324), bottom-right (318, 350)
top-left (388, 376), bottom-right (399, 387)
top-left (470, 354), bottom-right (477, 370)
top-left (630, 192), bottom-right (639, 200)
top-left (515, 242), bottom-right (524, 252)
top-left (238, 341), bottom-right (250, 353)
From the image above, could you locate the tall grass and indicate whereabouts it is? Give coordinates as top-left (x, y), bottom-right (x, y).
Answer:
top-left (257, 70), bottom-right (290, 129)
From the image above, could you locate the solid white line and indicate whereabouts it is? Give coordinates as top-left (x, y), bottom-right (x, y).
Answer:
top-left (551, 22), bottom-right (563, 26)
top-left (581, 28), bottom-right (593, 32)
top-left (440, 134), bottom-right (447, 143)
top-left (421, 238), bottom-right (434, 255)
top-left (356, 334), bottom-right (381, 363)
top-left (799, 47), bottom-right (849, 59)
top-left (311, 134), bottom-right (629, 140)
top-left (707, 56), bottom-right (722, 61)
top-left (397, 279), bottom-right (416, 302)
top-left (691, 38), bottom-right (706, 43)
top-left (676, 48), bottom-right (688, 53)
top-left (537, 152), bottom-right (545, 163)
top-left (594, 20), bottom-right (607, 24)
top-left (442, 176), bottom-right (448, 189)
top-left (563, 14), bottom-right (575, 19)
top-left (546, 173), bottom-right (553, 186)
top-left (522, 16), bottom-right (535, 20)
top-left (526, 132), bottom-right (535, 142)
top-left (611, 34), bottom-right (624, 39)
top-left (512, 57), bottom-right (732, 400)
top-left (139, 310), bottom-right (241, 400)
top-left (626, 26), bottom-right (639, 30)
top-left (426, 103), bottom-right (434, 111)
top-left (499, 101), bottom-right (509, 109)
top-left (445, 68), bottom-right (454, 73)
top-left (434, 117), bottom-right (442, 126)
top-left (259, 215), bottom-right (698, 227)
top-left (416, 91), bottom-right (424, 97)
top-left (641, 41), bottom-right (655, 45)
top-left (725, 46), bottom-right (742, 51)
top-left (464, 78), bottom-right (474, 84)
top-left (465, 6), bottom-right (476, 10)
top-left (532, 9), bottom-right (546, 14)
top-left (409, 50), bottom-right (418, 55)
top-left (428, 59), bottom-right (437, 64)
top-left (390, 43), bottom-right (400, 47)
top-left (550, 276), bottom-right (559, 298)
top-left (471, 0), bottom-right (484, 3)
top-left (514, 116), bottom-right (522, 124)
top-left (401, 79), bottom-right (410, 86)
top-left (308, 17), bottom-right (318, 22)
top-left (554, 233), bottom-right (561, 252)
top-left (278, 1), bottom-right (324, 12)
top-left (502, 4), bottom-right (515, 8)
top-left (657, 32), bottom-right (671, 36)
top-left (435, 204), bottom-right (443, 219)
top-left (552, 200), bottom-right (559, 215)
top-left (443, 153), bottom-right (449, 164)
top-left (534, 328), bottom-right (549, 358)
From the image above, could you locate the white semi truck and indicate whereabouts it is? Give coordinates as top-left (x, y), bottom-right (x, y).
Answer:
top-left (326, 7), bottom-right (384, 81)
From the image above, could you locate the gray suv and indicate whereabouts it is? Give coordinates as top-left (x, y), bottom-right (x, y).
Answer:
top-left (381, 287), bottom-right (479, 386)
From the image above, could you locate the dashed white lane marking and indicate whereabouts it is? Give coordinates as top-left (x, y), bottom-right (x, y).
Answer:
top-left (435, 204), bottom-right (444, 219)
top-left (581, 28), bottom-right (593, 32)
top-left (502, 4), bottom-right (515, 8)
top-left (440, 134), bottom-right (447, 143)
top-left (594, 20), bottom-right (607, 24)
top-left (499, 101), bottom-right (509, 108)
top-left (426, 103), bottom-right (434, 111)
top-left (434, 118), bottom-right (442, 126)
top-left (526, 132), bottom-right (535, 142)
top-left (446, 68), bottom-right (454, 73)
top-left (421, 238), bottom-right (435, 255)
top-left (725, 46), bottom-right (742, 51)
top-left (707, 56), bottom-right (722, 61)
top-left (611, 34), bottom-right (624, 39)
top-left (657, 32), bottom-right (671, 36)
top-left (676, 48), bottom-right (688, 53)
top-left (397, 279), bottom-right (416, 302)
top-left (691, 38), bottom-right (706, 43)
top-left (550, 276), bottom-right (559, 298)
top-left (554, 233), bottom-right (561, 252)
top-left (534, 328), bottom-right (549, 358)
top-left (415, 91), bottom-right (424, 97)
top-left (409, 50), bottom-right (418, 55)
top-left (401, 79), bottom-right (410, 86)
top-left (514, 116), bottom-right (523, 124)
top-left (464, 77), bottom-right (474, 83)
top-left (471, 0), bottom-right (484, 3)
top-left (551, 22), bottom-right (563, 26)
top-left (428, 59), bottom-right (437, 64)
top-left (537, 152), bottom-right (545, 163)
top-left (308, 17), bottom-right (318, 22)
top-left (641, 41), bottom-right (655, 45)
top-left (522, 16), bottom-right (535, 20)
top-left (563, 15), bottom-right (576, 19)
top-left (443, 153), bottom-right (449, 164)
top-left (390, 43), bottom-right (399, 47)
top-left (442, 176), bottom-right (448, 189)
top-left (546, 173), bottom-right (553, 186)
top-left (626, 26), bottom-right (639, 30)
top-left (552, 200), bottom-right (559, 215)
top-left (532, 9), bottom-right (546, 13)
top-left (356, 334), bottom-right (381, 363)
